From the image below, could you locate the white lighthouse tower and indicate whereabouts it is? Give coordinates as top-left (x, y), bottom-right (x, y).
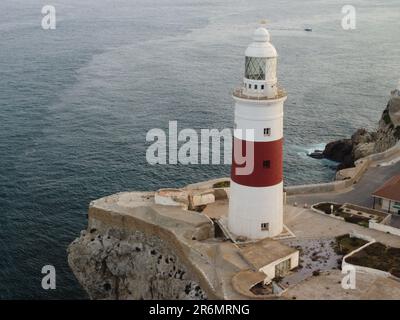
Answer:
top-left (228, 26), bottom-right (287, 240)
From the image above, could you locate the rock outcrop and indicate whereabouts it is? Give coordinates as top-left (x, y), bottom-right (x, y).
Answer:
top-left (67, 191), bottom-right (217, 300)
top-left (68, 227), bottom-right (207, 300)
top-left (323, 138), bottom-right (354, 169)
top-left (322, 93), bottom-right (400, 170)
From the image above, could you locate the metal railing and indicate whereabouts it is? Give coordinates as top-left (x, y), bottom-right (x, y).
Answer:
top-left (232, 87), bottom-right (286, 101)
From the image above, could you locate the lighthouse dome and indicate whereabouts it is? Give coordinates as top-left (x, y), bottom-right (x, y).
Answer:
top-left (253, 27), bottom-right (270, 42)
top-left (245, 27), bottom-right (277, 58)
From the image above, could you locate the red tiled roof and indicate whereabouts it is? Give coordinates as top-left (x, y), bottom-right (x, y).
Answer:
top-left (372, 175), bottom-right (400, 202)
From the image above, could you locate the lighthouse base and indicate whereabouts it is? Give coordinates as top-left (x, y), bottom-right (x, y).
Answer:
top-left (228, 181), bottom-right (283, 240)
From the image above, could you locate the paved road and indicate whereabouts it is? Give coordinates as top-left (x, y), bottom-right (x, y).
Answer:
top-left (391, 215), bottom-right (400, 228)
top-left (287, 161), bottom-right (400, 208)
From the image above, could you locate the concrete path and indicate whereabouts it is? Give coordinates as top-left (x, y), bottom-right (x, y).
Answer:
top-left (284, 205), bottom-right (400, 248)
top-left (391, 215), bottom-right (400, 228)
top-left (282, 269), bottom-right (400, 300)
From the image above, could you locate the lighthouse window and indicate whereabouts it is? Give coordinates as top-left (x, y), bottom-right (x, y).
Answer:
top-left (248, 84), bottom-right (252, 89)
top-left (263, 160), bottom-right (270, 168)
top-left (254, 85), bottom-right (258, 90)
top-left (261, 223), bottom-right (269, 231)
top-left (264, 128), bottom-right (271, 136)
top-left (261, 85), bottom-right (265, 90)
top-left (245, 57), bottom-right (266, 80)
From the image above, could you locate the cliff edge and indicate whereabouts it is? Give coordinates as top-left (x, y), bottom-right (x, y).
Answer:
top-left (67, 191), bottom-right (214, 300)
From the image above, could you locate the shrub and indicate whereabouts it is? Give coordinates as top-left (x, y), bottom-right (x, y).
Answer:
top-left (334, 234), bottom-right (367, 255)
top-left (213, 180), bottom-right (230, 188)
top-left (344, 215), bottom-right (368, 225)
top-left (383, 112), bottom-right (392, 125)
top-left (387, 247), bottom-right (400, 257)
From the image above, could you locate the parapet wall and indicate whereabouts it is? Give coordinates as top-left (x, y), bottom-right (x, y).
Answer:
top-left (284, 180), bottom-right (347, 196)
top-left (369, 219), bottom-right (400, 237)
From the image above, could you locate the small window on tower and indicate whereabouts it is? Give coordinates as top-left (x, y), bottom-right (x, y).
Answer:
top-left (261, 85), bottom-right (265, 90)
top-left (263, 160), bottom-right (270, 168)
top-left (261, 223), bottom-right (269, 231)
top-left (254, 85), bottom-right (258, 90)
top-left (249, 84), bottom-right (252, 89)
top-left (264, 128), bottom-right (271, 136)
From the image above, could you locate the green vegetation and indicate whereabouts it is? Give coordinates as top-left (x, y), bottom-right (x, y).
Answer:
top-left (382, 109), bottom-right (392, 125)
top-left (314, 203), bottom-right (370, 227)
top-left (213, 180), bottom-right (230, 188)
top-left (346, 243), bottom-right (400, 277)
top-left (343, 214), bottom-right (369, 228)
top-left (333, 234), bottom-right (368, 256)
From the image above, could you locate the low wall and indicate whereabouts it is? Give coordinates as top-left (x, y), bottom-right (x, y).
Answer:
top-left (342, 203), bottom-right (389, 220)
top-left (369, 220), bottom-right (400, 237)
top-left (348, 230), bottom-right (375, 243)
top-left (285, 180), bottom-right (347, 196)
top-left (341, 237), bottom-right (389, 278)
top-left (381, 214), bottom-right (392, 225)
top-left (310, 203), bottom-right (345, 221)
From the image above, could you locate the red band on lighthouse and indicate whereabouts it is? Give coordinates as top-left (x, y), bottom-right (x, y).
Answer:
top-left (231, 137), bottom-right (283, 187)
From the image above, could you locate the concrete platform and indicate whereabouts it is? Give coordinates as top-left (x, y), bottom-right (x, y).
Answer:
top-left (284, 205), bottom-right (400, 248)
top-left (282, 270), bottom-right (400, 300)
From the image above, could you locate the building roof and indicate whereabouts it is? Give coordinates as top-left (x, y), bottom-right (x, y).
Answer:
top-left (239, 239), bottom-right (297, 270)
top-left (372, 175), bottom-right (400, 202)
top-left (231, 270), bottom-right (267, 298)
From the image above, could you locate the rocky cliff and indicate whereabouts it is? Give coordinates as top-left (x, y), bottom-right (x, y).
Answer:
top-left (68, 227), bottom-right (207, 300)
top-left (323, 93), bottom-right (400, 170)
top-left (67, 192), bottom-right (215, 300)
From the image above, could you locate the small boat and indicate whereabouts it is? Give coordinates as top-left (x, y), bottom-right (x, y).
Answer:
top-left (308, 150), bottom-right (324, 159)
top-left (304, 28), bottom-right (313, 32)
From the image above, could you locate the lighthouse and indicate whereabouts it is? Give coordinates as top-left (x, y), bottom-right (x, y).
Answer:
top-left (228, 26), bottom-right (287, 240)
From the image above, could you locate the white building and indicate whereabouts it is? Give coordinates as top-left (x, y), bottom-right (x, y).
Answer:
top-left (372, 175), bottom-right (400, 214)
top-left (228, 26), bottom-right (287, 240)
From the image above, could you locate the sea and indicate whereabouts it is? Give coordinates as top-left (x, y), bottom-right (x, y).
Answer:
top-left (0, 0), bottom-right (399, 298)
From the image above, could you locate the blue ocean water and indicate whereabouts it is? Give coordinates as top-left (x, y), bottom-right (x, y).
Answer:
top-left (0, 0), bottom-right (399, 298)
